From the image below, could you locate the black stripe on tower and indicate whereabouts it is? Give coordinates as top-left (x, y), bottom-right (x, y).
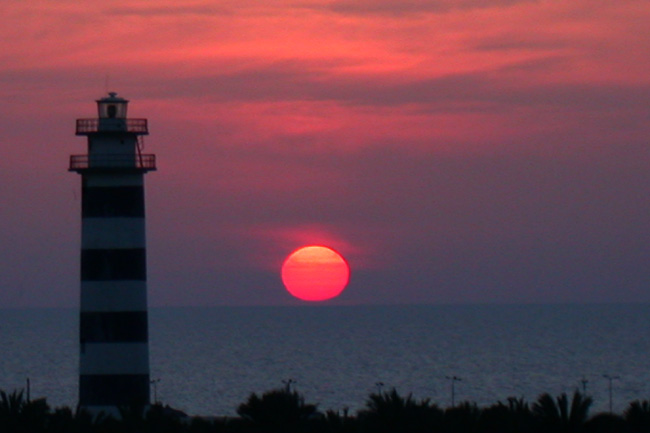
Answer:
top-left (81, 248), bottom-right (146, 280)
top-left (79, 374), bottom-right (150, 406)
top-left (80, 311), bottom-right (148, 343)
top-left (82, 185), bottom-right (145, 217)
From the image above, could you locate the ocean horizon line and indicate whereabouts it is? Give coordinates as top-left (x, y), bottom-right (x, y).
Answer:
top-left (2, 300), bottom-right (650, 311)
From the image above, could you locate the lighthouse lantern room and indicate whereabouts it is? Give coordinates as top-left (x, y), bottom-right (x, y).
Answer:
top-left (98, 92), bottom-right (128, 119)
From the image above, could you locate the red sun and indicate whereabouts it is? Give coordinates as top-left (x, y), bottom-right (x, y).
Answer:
top-left (281, 245), bottom-right (350, 301)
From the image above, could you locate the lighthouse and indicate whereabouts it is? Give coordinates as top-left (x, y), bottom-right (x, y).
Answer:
top-left (70, 93), bottom-right (155, 412)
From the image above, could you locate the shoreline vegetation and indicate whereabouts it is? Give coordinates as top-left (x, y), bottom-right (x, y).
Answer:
top-left (2, 387), bottom-right (650, 432)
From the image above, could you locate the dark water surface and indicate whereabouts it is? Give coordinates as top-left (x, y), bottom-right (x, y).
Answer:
top-left (1, 304), bottom-right (649, 415)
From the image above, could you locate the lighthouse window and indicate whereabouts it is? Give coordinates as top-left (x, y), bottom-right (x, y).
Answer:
top-left (107, 104), bottom-right (117, 118)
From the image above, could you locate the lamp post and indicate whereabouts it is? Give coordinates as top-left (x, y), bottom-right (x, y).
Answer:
top-left (446, 376), bottom-right (462, 407)
top-left (603, 374), bottom-right (620, 413)
top-left (150, 378), bottom-right (161, 404)
top-left (580, 376), bottom-right (589, 395)
top-left (375, 382), bottom-right (384, 395)
top-left (282, 378), bottom-right (296, 393)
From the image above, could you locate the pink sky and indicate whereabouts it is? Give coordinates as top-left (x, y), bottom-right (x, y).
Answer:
top-left (1, 0), bottom-right (649, 307)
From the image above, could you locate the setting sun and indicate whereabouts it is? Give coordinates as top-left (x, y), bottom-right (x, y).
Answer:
top-left (281, 245), bottom-right (350, 301)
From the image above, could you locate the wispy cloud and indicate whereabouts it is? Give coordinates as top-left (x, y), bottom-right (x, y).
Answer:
top-left (325, 0), bottom-right (538, 16)
top-left (106, 4), bottom-right (234, 17)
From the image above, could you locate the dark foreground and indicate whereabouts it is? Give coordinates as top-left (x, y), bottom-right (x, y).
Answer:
top-left (2, 387), bottom-right (650, 432)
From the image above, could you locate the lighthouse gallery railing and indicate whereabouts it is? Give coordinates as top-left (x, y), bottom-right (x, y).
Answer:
top-left (76, 118), bottom-right (148, 134)
top-left (69, 154), bottom-right (156, 171)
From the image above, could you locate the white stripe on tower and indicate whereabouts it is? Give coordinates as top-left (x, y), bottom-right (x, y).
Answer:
top-left (70, 93), bottom-right (156, 411)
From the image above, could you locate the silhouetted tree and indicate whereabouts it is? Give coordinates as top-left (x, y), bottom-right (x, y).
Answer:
top-left (144, 403), bottom-right (186, 433)
top-left (478, 397), bottom-right (534, 433)
top-left (322, 408), bottom-right (358, 433)
top-left (0, 389), bottom-right (50, 433)
top-left (47, 406), bottom-right (113, 433)
top-left (0, 389), bottom-right (26, 423)
top-left (532, 391), bottom-right (592, 433)
top-left (357, 388), bottom-right (443, 433)
top-left (237, 387), bottom-right (320, 433)
top-left (186, 416), bottom-right (223, 433)
top-left (444, 401), bottom-right (480, 433)
top-left (116, 403), bottom-right (149, 433)
top-left (624, 400), bottom-right (650, 433)
top-left (18, 385), bottom-right (650, 433)
top-left (47, 407), bottom-right (76, 433)
top-left (583, 412), bottom-right (628, 433)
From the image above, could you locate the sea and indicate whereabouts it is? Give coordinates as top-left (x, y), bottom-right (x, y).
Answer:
top-left (1, 304), bottom-right (650, 417)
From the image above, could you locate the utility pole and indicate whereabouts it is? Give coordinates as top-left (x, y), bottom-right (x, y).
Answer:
top-left (283, 378), bottom-right (296, 392)
top-left (150, 378), bottom-right (161, 404)
top-left (603, 374), bottom-right (620, 413)
top-left (446, 376), bottom-right (462, 407)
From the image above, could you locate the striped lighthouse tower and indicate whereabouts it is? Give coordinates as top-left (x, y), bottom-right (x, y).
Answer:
top-left (69, 93), bottom-right (156, 412)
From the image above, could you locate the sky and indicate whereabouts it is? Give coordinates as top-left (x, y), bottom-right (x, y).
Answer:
top-left (1, 0), bottom-right (649, 307)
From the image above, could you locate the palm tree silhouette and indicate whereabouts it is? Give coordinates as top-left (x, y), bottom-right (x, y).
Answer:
top-left (624, 400), bottom-right (650, 433)
top-left (323, 408), bottom-right (358, 433)
top-left (532, 391), bottom-right (593, 432)
top-left (357, 388), bottom-right (443, 433)
top-left (479, 397), bottom-right (534, 433)
top-left (0, 389), bottom-right (50, 432)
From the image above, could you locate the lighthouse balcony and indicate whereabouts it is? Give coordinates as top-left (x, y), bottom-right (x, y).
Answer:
top-left (76, 118), bottom-right (149, 135)
top-left (69, 154), bottom-right (156, 173)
